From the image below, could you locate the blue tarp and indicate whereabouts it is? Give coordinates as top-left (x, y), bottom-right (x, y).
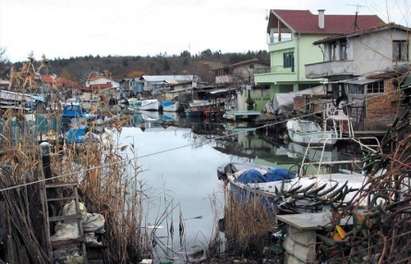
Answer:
top-left (237, 169), bottom-right (265, 184)
top-left (62, 105), bottom-right (85, 118)
top-left (236, 167), bottom-right (295, 184)
top-left (161, 100), bottom-right (174, 107)
top-left (265, 168), bottom-right (295, 181)
top-left (65, 126), bottom-right (87, 144)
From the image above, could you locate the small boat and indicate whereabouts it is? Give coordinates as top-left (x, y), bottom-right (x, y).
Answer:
top-left (218, 161), bottom-right (365, 213)
top-left (129, 98), bottom-right (160, 111)
top-left (223, 110), bottom-right (261, 121)
top-left (217, 135), bottom-right (378, 213)
top-left (161, 100), bottom-right (179, 112)
top-left (286, 119), bottom-right (337, 146)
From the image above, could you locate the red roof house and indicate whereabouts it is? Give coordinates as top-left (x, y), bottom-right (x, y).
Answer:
top-left (268, 9), bottom-right (385, 34)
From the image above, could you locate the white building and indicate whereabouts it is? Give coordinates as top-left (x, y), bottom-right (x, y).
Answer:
top-left (305, 23), bottom-right (411, 81)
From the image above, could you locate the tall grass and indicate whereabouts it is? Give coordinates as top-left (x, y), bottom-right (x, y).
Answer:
top-left (0, 110), bottom-right (149, 263)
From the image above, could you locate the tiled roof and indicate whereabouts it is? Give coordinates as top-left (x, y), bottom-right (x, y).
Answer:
top-left (269, 9), bottom-right (385, 34)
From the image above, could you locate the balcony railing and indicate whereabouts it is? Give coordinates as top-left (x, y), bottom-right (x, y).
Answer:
top-left (305, 60), bottom-right (355, 79)
top-left (254, 65), bottom-right (294, 75)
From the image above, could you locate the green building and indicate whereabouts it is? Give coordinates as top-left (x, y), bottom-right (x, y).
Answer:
top-left (253, 9), bottom-right (384, 107)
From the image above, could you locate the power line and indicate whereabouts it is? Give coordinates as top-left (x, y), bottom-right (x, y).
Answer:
top-left (0, 85), bottom-right (410, 192)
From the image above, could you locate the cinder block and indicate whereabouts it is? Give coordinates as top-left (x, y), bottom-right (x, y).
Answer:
top-left (283, 237), bottom-right (316, 263)
top-left (288, 226), bottom-right (316, 246)
top-left (284, 254), bottom-right (305, 264)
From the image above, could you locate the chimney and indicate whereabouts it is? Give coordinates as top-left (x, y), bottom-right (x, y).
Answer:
top-left (318, 9), bottom-right (325, 29)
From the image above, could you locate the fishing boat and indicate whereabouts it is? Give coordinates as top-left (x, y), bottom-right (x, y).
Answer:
top-left (218, 136), bottom-right (381, 213)
top-left (161, 100), bottom-right (179, 112)
top-left (286, 119), bottom-right (338, 146)
top-left (129, 98), bottom-right (160, 111)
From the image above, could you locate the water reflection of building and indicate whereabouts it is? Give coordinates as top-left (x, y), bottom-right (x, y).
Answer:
top-left (214, 131), bottom-right (299, 167)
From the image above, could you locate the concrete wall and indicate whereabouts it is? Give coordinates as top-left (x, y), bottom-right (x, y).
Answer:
top-left (296, 35), bottom-right (327, 82)
top-left (351, 29), bottom-right (411, 75)
top-left (256, 35), bottom-right (325, 86)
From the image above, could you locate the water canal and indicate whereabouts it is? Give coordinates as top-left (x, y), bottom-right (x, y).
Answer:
top-left (117, 115), bottom-right (302, 262)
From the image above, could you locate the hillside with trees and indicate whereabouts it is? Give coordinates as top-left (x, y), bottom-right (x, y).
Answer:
top-left (43, 50), bottom-right (269, 83)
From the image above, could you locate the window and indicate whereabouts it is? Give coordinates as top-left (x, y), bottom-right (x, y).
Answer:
top-left (340, 40), bottom-right (347, 60)
top-left (393, 40), bottom-right (409, 61)
top-left (278, 85), bottom-right (294, 93)
top-left (366, 80), bottom-right (384, 94)
top-left (283, 52), bottom-right (294, 71)
top-left (349, 84), bottom-right (364, 94)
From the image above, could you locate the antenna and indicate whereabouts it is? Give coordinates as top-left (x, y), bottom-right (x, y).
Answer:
top-left (347, 3), bottom-right (366, 30)
top-left (347, 3), bottom-right (366, 13)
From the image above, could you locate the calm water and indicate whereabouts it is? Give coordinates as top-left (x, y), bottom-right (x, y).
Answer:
top-left (118, 116), bottom-right (301, 262)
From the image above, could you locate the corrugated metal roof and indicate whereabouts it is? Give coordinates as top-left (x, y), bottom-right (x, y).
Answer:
top-left (141, 75), bottom-right (195, 83)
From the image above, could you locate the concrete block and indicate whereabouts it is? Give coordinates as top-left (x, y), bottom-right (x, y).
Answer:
top-left (283, 237), bottom-right (316, 263)
top-left (288, 226), bottom-right (316, 247)
top-left (284, 254), bottom-right (305, 264)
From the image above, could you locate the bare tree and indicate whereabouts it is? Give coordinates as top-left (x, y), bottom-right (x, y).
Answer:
top-left (0, 48), bottom-right (10, 78)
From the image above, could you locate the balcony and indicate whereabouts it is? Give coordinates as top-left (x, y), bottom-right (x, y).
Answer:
top-left (268, 39), bottom-right (295, 52)
top-left (254, 67), bottom-right (297, 84)
top-left (305, 60), bottom-right (356, 79)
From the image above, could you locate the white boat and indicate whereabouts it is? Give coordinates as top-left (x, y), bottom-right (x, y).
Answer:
top-left (218, 135), bottom-right (382, 213)
top-left (129, 98), bottom-right (160, 111)
top-left (220, 162), bottom-right (365, 205)
top-left (286, 119), bottom-right (338, 146)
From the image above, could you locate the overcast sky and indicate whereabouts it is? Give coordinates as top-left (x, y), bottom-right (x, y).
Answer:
top-left (0, 0), bottom-right (409, 61)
